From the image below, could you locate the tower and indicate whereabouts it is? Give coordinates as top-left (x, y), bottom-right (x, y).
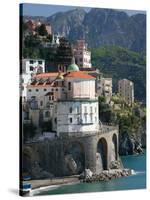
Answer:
top-left (52, 62), bottom-right (99, 137)
top-left (55, 37), bottom-right (73, 72)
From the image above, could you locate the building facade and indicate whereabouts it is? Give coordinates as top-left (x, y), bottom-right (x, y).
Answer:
top-left (24, 60), bottom-right (99, 137)
top-left (21, 58), bottom-right (45, 99)
top-left (73, 40), bottom-right (91, 68)
top-left (98, 78), bottom-right (112, 103)
top-left (118, 79), bottom-right (134, 105)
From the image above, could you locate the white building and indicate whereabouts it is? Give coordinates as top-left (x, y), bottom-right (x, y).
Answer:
top-left (21, 58), bottom-right (45, 99)
top-left (52, 61), bottom-right (99, 137)
top-left (118, 79), bottom-right (134, 105)
top-left (25, 59), bottom-right (99, 138)
top-left (73, 40), bottom-right (91, 68)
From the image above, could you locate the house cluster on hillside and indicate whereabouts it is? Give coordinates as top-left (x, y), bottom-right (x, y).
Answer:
top-left (21, 38), bottom-right (134, 139)
top-left (24, 19), bottom-right (52, 35)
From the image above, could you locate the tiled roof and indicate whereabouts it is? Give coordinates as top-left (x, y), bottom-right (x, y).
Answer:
top-left (34, 72), bottom-right (59, 78)
top-left (64, 71), bottom-right (95, 79)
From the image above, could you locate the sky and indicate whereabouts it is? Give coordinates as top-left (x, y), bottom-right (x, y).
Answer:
top-left (21, 3), bottom-right (146, 17)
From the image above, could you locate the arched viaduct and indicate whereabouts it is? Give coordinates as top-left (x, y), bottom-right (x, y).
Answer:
top-left (22, 125), bottom-right (119, 178)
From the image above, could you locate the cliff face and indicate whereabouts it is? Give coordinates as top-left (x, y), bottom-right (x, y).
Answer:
top-left (119, 124), bottom-right (146, 155)
top-left (46, 8), bottom-right (86, 40)
top-left (45, 8), bottom-right (146, 52)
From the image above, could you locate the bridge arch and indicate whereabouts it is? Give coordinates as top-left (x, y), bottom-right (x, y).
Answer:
top-left (64, 141), bottom-right (85, 174)
top-left (97, 137), bottom-right (108, 170)
top-left (112, 134), bottom-right (118, 160)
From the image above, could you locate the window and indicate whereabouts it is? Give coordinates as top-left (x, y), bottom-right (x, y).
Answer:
top-left (90, 114), bottom-right (93, 123)
top-left (28, 89), bottom-right (32, 92)
top-left (54, 118), bottom-right (57, 124)
top-left (95, 116), bottom-right (97, 123)
top-left (31, 96), bottom-right (36, 100)
top-left (40, 101), bottom-right (43, 106)
top-left (68, 82), bottom-right (71, 91)
top-left (77, 106), bottom-right (80, 113)
top-left (56, 88), bottom-right (58, 91)
top-left (45, 111), bottom-right (50, 118)
top-left (85, 115), bottom-right (87, 123)
top-left (30, 66), bottom-right (34, 71)
top-left (69, 118), bottom-right (72, 123)
top-left (44, 88), bottom-right (47, 91)
top-left (37, 66), bottom-right (43, 73)
top-left (84, 106), bottom-right (87, 113)
top-left (95, 107), bottom-right (97, 113)
top-left (69, 107), bottom-right (72, 113)
top-left (30, 60), bottom-right (34, 64)
top-left (36, 89), bottom-right (39, 92)
top-left (77, 117), bottom-right (80, 124)
top-left (90, 106), bottom-right (93, 113)
top-left (38, 60), bottom-right (43, 65)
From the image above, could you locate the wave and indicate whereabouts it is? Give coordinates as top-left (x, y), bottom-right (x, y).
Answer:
top-left (133, 171), bottom-right (146, 175)
top-left (30, 184), bottom-right (61, 196)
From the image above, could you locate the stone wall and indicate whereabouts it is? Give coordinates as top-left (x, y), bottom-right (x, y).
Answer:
top-left (22, 127), bottom-right (119, 179)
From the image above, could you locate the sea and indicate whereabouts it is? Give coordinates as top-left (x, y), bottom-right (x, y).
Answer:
top-left (34, 152), bottom-right (146, 196)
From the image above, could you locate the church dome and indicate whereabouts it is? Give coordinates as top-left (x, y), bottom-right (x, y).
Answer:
top-left (67, 57), bottom-right (79, 72)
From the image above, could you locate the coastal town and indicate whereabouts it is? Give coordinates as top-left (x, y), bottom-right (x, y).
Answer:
top-left (20, 17), bottom-right (146, 195)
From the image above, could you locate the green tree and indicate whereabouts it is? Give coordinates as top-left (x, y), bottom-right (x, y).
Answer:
top-left (37, 24), bottom-right (48, 36)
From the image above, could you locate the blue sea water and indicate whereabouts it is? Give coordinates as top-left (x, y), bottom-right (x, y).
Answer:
top-left (36, 153), bottom-right (146, 196)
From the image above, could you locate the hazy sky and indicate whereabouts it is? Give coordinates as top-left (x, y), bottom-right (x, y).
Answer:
top-left (20, 3), bottom-right (146, 17)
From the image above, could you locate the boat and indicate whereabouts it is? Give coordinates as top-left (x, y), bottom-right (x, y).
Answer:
top-left (20, 183), bottom-right (31, 195)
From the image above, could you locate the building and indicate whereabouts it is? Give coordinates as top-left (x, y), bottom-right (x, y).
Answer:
top-left (52, 62), bottom-right (99, 137)
top-left (21, 58), bottom-right (45, 99)
top-left (98, 78), bottom-right (112, 103)
top-left (73, 40), bottom-right (91, 68)
top-left (118, 79), bottom-right (134, 105)
top-left (45, 24), bottom-right (52, 35)
top-left (55, 37), bottom-right (73, 72)
top-left (80, 68), bottom-right (112, 103)
top-left (24, 59), bottom-right (99, 136)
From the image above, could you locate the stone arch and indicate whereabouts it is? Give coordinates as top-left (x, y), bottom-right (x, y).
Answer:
top-left (112, 134), bottom-right (118, 160)
top-left (64, 141), bottom-right (85, 175)
top-left (97, 137), bottom-right (108, 170)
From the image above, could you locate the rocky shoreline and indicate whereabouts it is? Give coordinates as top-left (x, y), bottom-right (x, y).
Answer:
top-left (23, 168), bottom-right (134, 196)
top-left (81, 169), bottom-right (133, 183)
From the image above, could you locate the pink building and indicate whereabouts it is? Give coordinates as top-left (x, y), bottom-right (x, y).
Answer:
top-left (73, 40), bottom-right (92, 68)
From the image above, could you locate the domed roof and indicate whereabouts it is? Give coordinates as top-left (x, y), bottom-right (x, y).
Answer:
top-left (67, 57), bottom-right (79, 72)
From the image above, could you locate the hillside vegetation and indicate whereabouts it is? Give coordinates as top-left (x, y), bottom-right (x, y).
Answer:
top-left (91, 46), bottom-right (146, 102)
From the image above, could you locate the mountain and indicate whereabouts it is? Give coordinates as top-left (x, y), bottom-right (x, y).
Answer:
top-left (46, 8), bottom-right (86, 41)
top-left (45, 8), bottom-right (146, 52)
top-left (91, 46), bottom-right (146, 102)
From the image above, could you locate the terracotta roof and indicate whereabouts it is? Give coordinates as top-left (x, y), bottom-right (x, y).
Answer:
top-left (34, 72), bottom-right (59, 78)
top-left (64, 71), bottom-right (95, 79)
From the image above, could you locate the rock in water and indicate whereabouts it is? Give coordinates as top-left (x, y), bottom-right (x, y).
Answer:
top-left (109, 160), bottom-right (121, 169)
top-left (85, 169), bottom-right (93, 178)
